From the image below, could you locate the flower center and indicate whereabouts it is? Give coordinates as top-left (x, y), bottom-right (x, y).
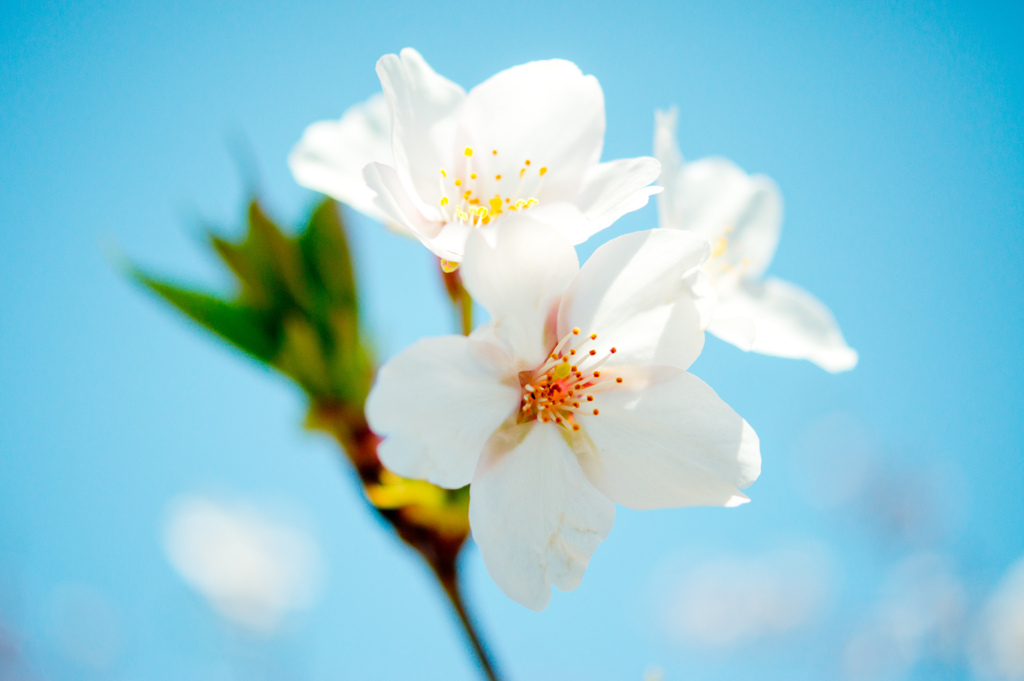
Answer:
top-left (437, 147), bottom-right (549, 227)
top-left (704, 225), bottom-right (751, 288)
top-left (518, 328), bottom-right (623, 432)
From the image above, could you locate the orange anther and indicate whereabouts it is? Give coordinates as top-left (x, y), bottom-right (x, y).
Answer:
top-left (590, 333), bottom-right (597, 340)
top-left (586, 395), bottom-right (594, 402)
top-left (610, 347), bottom-right (617, 353)
top-left (592, 409), bottom-right (599, 415)
top-left (589, 349), bottom-right (597, 356)
top-left (593, 371), bottom-right (601, 378)
top-left (616, 377), bottom-right (623, 383)
top-left (573, 328), bottom-right (581, 335)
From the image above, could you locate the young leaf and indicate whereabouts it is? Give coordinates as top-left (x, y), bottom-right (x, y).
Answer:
top-left (132, 270), bottom-right (279, 365)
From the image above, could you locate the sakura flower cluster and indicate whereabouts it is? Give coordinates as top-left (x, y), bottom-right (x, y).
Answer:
top-left (290, 48), bottom-right (857, 610)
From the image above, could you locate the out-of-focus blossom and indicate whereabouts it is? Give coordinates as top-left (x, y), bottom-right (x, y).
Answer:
top-left (971, 556), bottom-right (1024, 680)
top-left (163, 497), bottom-right (323, 634)
top-left (295, 48), bottom-right (661, 264)
top-left (660, 544), bottom-right (833, 648)
top-left (843, 553), bottom-right (967, 681)
top-left (367, 217), bottom-right (759, 610)
top-left (289, 93), bottom-right (393, 223)
top-left (654, 108), bottom-right (857, 372)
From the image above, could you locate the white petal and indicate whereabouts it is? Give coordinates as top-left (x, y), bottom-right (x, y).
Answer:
top-left (364, 162), bottom-right (442, 241)
top-left (714, 277), bottom-right (858, 372)
top-left (574, 367), bottom-right (761, 510)
top-left (707, 315), bottom-right (756, 351)
top-left (365, 336), bottom-right (520, 489)
top-left (288, 94), bottom-right (392, 222)
top-left (557, 229), bottom-right (713, 371)
top-left (454, 60), bottom-right (604, 203)
top-left (574, 157), bottom-right (662, 236)
top-left (666, 157), bottom-right (782, 279)
top-left (470, 423), bottom-right (615, 611)
top-left (653, 107), bottom-right (685, 232)
top-left (377, 48), bottom-right (465, 216)
top-left (461, 215), bottom-right (579, 369)
top-left (654, 110), bottom-right (781, 279)
top-left (521, 202), bottom-right (594, 246)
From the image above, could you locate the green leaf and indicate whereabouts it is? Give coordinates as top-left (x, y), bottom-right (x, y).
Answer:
top-left (208, 234), bottom-right (274, 309)
top-left (247, 201), bottom-right (313, 311)
top-left (132, 269), bottom-right (279, 364)
top-left (299, 199), bottom-right (358, 314)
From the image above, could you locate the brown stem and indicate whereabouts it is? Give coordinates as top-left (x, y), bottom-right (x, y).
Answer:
top-left (441, 262), bottom-right (473, 336)
top-left (433, 559), bottom-right (503, 681)
top-left (309, 401), bottom-right (504, 681)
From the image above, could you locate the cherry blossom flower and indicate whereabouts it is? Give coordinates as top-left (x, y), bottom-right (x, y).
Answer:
top-left (294, 48), bottom-right (661, 265)
top-left (289, 93), bottom-right (393, 224)
top-left (366, 216), bottom-right (760, 610)
top-left (654, 108), bottom-right (858, 372)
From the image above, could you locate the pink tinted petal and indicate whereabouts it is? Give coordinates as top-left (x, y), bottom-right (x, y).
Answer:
top-left (470, 422), bottom-right (615, 611)
top-left (366, 336), bottom-right (520, 489)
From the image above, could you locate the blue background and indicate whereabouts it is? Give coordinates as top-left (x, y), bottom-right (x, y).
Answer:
top-left (1, 0), bottom-right (1022, 679)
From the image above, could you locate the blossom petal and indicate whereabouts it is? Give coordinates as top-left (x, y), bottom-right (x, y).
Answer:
top-left (655, 111), bottom-right (781, 279)
top-left (377, 48), bottom-right (465, 216)
top-left (574, 157), bottom-right (663, 236)
top-left (364, 162), bottom-right (442, 240)
top-left (454, 60), bottom-right (604, 203)
top-left (470, 423), bottom-right (615, 611)
top-left (653, 107), bottom-right (685, 230)
top-left (557, 229), bottom-right (713, 371)
top-left (522, 202), bottom-right (594, 246)
top-left (461, 215), bottom-right (579, 369)
top-left (574, 367), bottom-right (760, 510)
top-left (288, 94), bottom-right (392, 222)
top-left (714, 277), bottom-right (859, 372)
top-left (707, 315), bottom-right (756, 351)
top-left (365, 336), bottom-right (520, 489)
top-left (670, 157), bottom-right (782, 279)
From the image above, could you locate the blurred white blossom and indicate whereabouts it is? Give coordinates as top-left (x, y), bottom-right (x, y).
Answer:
top-left (971, 556), bottom-right (1024, 680)
top-left (163, 497), bottom-right (323, 634)
top-left (367, 218), bottom-right (759, 610)
top-left (660, 544), bottom-right (833, 648)
top-left (654, 107), bottom-right (857, 372)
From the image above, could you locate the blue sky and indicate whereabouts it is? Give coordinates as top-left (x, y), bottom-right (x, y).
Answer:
top-left (1, 0), bottom-right (1022, 679)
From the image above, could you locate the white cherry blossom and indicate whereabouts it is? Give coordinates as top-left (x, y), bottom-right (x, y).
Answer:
top-left (654, 108), bottom-right (858, 373)
top-left (343, 48), bottom-right (661, 264)
top-left (289, 93), bottom-right (393, 223)
top-left (366, 216), bottom-right (760, 610)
